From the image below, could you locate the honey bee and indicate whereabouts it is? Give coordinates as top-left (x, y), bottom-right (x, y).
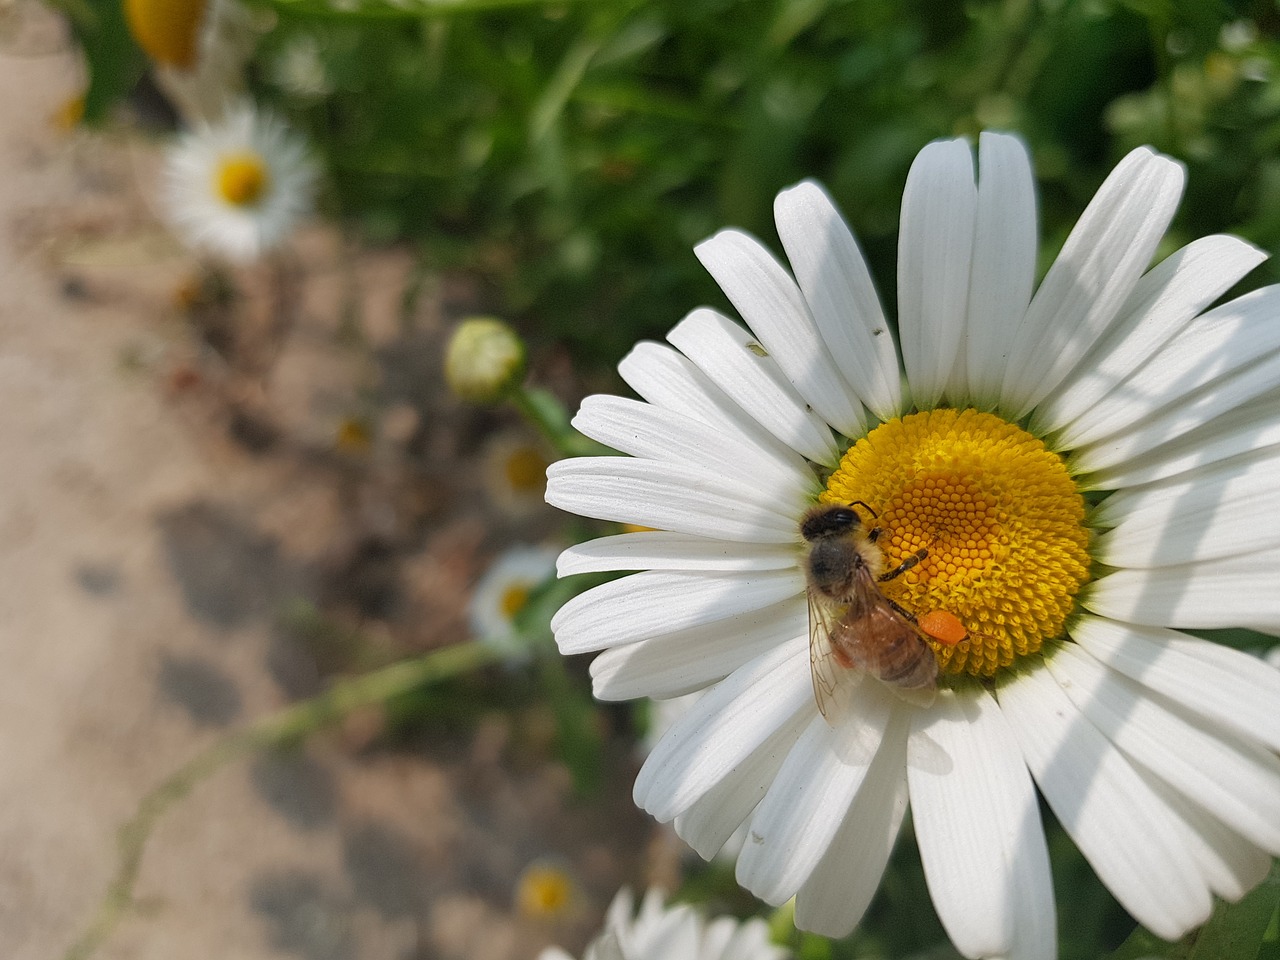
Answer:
top-left (800, 501), bottom-right (939, 717)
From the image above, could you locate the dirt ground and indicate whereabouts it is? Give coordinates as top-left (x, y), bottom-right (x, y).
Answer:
top-left (0, 8), bottom-right (661, 959)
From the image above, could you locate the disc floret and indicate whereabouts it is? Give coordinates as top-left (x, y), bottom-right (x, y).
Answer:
top-left (821, 408), bottom-right (1090, 677)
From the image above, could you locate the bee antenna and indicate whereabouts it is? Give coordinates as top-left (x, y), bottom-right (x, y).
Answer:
top-left (847, 500), bottom-right (878, 519)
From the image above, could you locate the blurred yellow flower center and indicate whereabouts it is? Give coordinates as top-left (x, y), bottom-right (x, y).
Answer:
top-left (124, 0), bottom-right (206, 68)
top-left (500, 583), bottom-right (531, 620)
top-left (504, 445), bottom-right (548, 493)
top-left (215, 153), bottom-right (270, 208)
top-left (821, 408), bottom-right (1090, 678)
top-left (515, 863), bottom-right (575, 919)
top-left (335, 417), bottom-right (371, 453)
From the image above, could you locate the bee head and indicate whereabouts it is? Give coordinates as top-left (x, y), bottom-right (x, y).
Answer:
top-left (800, 504), bottom-right (864, 542)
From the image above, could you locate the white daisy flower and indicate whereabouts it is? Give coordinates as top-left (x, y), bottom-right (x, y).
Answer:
top-left (126, 0), bottom-right (261, 123)
top-left (547, 133), bottom-right (1280, 958)
top-left (538, 888), bottom-right (788, 960)
top-left (163, 102), bottom-right (315, 262)
top-left (470, 544), bottom-right (560, 662)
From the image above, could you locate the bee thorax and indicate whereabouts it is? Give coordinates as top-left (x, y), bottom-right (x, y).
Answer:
top-left (806, 540), bottom-right (861, 597)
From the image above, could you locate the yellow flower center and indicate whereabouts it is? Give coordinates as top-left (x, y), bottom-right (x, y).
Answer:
top-left (504, 445), bottom-right (549, 494)
top-left (335, 417), bottom-right (371, 453)
top-left (821, 408), bottom-right (1090, 678)
top-left (500, 583), bottom-right (532, 620)
top-left (214, 153), bottom-right (271, 208)
top-left (124, 0), bottom-right (207, 68)
top-left (515, 862), bottom-right (576, 920)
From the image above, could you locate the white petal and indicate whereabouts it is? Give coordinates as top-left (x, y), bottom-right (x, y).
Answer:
top-left (773, 180), bottom-right (902, 420)
top-left (617, 341), bottom-right (812, 472)
top-left (965, 132), bottom-right (1038, 410)
top-left (557, 533), bottom-right (800, 576)
top-left (695, 230), bottom-right (867, 437)
top-left (590, 596), bottom-right (806, 700)
top-left (574, 394), bottom-right (817, 502)
top-left (545, 457), bottom-right (799, 543)
top-left (1092, 446), bottom-right (1280, 567)
top-left (634, 636), bottom-right (813, 821)
top-left (551, 568), bottom-right (804, 655)
top-left (1082, 550), bottom-right (1280, 634)
top-left (1068, 616), bottom-right (1280, 753)
top-left (634, 905), bottom-right (700, 958)
top-left (997, 665), bottom-right (1213, 941)
top-left (668, 308), bottom-right (840, 465)
top-left (1047, 643), bottom-right (1280, 855)
top-left (1062, 284), bottom-right (1280, 459)
top-left (909, 688), bottom-right (1053, 960)
top-left (1002, 147), bottom-right (1185, 418)
top-left (720, 921), bottom-right (787, 960)
top-left (793, 710), bottom-right (911, 938)
top-left (897, 138), bottom-right (977, 409)
top-left (1076, 386), bottom-right (1280, 490)
top-left (736, 693), bottom-right (898, 905)
top-left (1032, 235), bottom-right (1267, 436)
top-left (701, 918), bottom-right (736, 960)
top-left (1141, 774), bottom-right (1273, 903)
top-left (674, 711), bottom-right (809, 860)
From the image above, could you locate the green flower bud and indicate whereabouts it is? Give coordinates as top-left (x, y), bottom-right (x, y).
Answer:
top-left (444, 317), bottom-right (527, 404)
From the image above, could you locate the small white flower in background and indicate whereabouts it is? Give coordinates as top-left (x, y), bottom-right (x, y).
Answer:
top-left (515, 858), bottom-right (582, 923)
top-left (547, 132), bottom-right (1280, 957)
top-left (538, 888), bottom-right (788, 960)
top-left (470, 544), bottom-right (559, 662)
top-left (125, 0), bottom-right (262, 123)
top-left (163, 102), bottom-right (315, 262)
top-left (482, 429), bottom-right (551, 518)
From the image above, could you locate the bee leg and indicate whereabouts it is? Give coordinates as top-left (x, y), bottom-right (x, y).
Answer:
top-left (886, 597), bottom-right (918, 623)
top-left (879, 548), bottom-right (928, 582)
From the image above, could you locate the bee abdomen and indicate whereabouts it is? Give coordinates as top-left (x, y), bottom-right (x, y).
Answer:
top-left (879, 635), bottom-right (938, 689)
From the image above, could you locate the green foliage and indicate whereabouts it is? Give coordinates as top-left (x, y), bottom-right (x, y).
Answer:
top-left (77, 0), bottom-right (1280, 368)
top-left (55, 0), bottom-right (147, 122)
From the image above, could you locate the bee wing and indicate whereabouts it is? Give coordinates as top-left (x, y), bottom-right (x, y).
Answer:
top-left (808, 591), bottom-right (891, 767)
top-left (807, 587), bottom-right (862, 722)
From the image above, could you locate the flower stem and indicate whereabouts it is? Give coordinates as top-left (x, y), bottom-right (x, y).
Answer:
top-left (509, 384), bottom-right (614, 459)
top-left (62, 641), bottom-right (499, 960)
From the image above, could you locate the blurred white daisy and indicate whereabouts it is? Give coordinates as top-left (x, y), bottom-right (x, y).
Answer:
top-left (515, 858), bottom-right (582, 923)
top-left (470, 544), bottom-right (559, 662)
top-left (125, 0), bottom-right (261, 122)
top-left (163, 103), bottom-right (315, 262)
top-left (547, 133), bottom-right (1280, 957)
top-left (483, 429), bottom-right (552, 519)
top-left (538, 888), bottom-right (787, 960)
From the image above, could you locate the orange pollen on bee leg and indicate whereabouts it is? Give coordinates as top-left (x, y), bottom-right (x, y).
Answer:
top-left (918, 609), bottom-right (967, 646)
top-left (821, 408), bottom-right (1091, 679)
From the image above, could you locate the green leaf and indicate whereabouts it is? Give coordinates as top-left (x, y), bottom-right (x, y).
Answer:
top-left (1106, 863), bottom-right (1280, 960)
top-left (1187, 863), bottom-right (1280, 960)
top-left (70, 0), bottom-right (148, 123)
top-left (1102, 926), bottom-right (1186, 960)
top-left (247, 0), bottom-right (605, 21)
